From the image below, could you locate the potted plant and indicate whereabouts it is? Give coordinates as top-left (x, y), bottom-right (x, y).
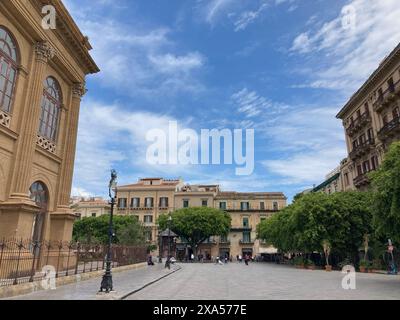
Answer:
top-left (359, 259), bottom-right (370, 273)
top-left (370, 259), bottom-right (382, 273)
top-left (293, 256), bottom-right (305, 269)
top-left (322, 240), bottom-right (332, 272)
top-left (305, 259), bottom-right (316, 270)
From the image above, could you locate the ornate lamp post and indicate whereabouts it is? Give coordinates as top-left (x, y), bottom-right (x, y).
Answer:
top-left (99, 170), bottom-right (117, 293)
top-left (168, 215), bottom-right (172, 258)
top-left (157, 226), bottom-right (162, 263)
top-left (165, 215), bottom-right (172, 269)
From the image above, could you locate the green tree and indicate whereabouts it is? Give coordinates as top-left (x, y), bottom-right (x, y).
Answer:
top-left (73, 215), bottom-right (145, 245)
top-left (370, 141), bottom-right (400, 245)
top-left (158, 207), bottom-right (231, 256)
top-left (257, 191), bottom-right (372, 265)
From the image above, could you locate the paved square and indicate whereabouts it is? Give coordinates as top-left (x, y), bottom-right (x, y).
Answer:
top-left (126, 263), bottom-right (400, 300)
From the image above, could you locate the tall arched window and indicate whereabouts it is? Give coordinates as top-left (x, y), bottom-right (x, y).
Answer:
top-left (0, 26), bottom-right (18, 113)
top-left (29, 182), bottom-right (48, 242)
top-left (39, 77), bottom-right (62, 142)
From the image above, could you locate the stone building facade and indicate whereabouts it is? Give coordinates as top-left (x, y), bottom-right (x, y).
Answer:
top-left (116, 178), bottom-right (287, 260)
top-left (337, 43), bottom-right (400, 191)
top-left (71, 197), bottom-right (110, 219)
top-left (0, 0), bottom-right (98, 242)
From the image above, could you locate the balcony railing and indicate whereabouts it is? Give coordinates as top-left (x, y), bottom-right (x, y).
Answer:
top-left (373, 79), bottom-right (400, 112)
top-left (239, 240), bottom-right (255, 245)
top-left (349, 139), bottom-right (375, 161)
top-left (346, 111), bottom-right (371, 137)
top-left (378, 116), bottom-right (400, 141)
top-left (230, 226), bottom-right (252, 232)
top-left (353, 174), bottom-right (370, 189)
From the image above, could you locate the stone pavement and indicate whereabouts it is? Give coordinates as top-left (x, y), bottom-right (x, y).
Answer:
top-left (6, 263), bottom-right (180, 300)
top-left (127, 262), bottom-right (400, 300)
top-left (5, 262), bottom-right (400, 300)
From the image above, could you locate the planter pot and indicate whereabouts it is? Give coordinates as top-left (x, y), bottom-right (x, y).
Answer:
top-left (360, 266), bottom-right (367, 273)
top-left (325, 265), bottom-right (332, 272)
top-left (307, 265), bottom-right (316, 270)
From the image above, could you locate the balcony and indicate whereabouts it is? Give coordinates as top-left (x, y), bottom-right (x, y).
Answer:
top-left (219, 240), bottom-right (231, 246)
top-left (373, 80), bottom-right (400, 112)
top-left (230, 226), bottom-right (252, 232)
top-left (239, 240), bottom-right (255, 245)
top-left (349, 139), bottom-right (375, 161)
top-left (225, 207), bottom-right (278, 212)
top-left (346, 111), bottom-right (372, 137)
top-left (353, 174), bottom-right (370, 189)
top-left (378, 116), bottom-right (400, 142)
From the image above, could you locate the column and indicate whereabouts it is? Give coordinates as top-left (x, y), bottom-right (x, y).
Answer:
top-left (0, 42), bottom-right (54, 239)
top-left (50, 82), bottom-right (86, 242)
top-left (10, 41), bottom-right (55, 200)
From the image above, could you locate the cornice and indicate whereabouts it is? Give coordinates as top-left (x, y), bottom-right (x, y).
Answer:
top-left (32, 0), bottom-right (99, 75)
top-left (337, 42), bottom-right (400, 119)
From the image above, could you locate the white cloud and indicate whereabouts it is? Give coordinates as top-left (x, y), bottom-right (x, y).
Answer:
top-left (231, 88), bottom-right (288, 119)
top-left (148, 52), bottom-right (204, 74)
top-left (198, 0), bottom-right (298, 31)
top-left (261, 107), bottom-right (347, 185)
top-left (65, 1), bottom-right (205, 97)
top-left (233, 2), bottom-right (269, 32)
top-left (72, 99), bottom-right (190, 195)
top-left (290, 0), bottom-right (400, 92)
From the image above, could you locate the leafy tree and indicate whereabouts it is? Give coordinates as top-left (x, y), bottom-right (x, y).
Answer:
top-left (158, 207), bottom-right (231, 256)
top-left (257, 191), bottom-right (372, 266)
top-left (73, 215), bottom-right (145, 245)
top-left (370, 141), bottom-right (400, 245)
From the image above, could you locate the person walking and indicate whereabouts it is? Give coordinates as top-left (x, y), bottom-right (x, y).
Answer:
top-left (244, 254), bottom-right (250, 266)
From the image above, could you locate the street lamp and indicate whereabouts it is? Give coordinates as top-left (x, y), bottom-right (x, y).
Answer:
top-left (165, 215), bottom-right (172, 269)
top-left (168, 215), bottom-right (172, 259)
top-left (99, 170), bottom-right (117, 293)
top-left (157, 225), bottom-right (162, 263)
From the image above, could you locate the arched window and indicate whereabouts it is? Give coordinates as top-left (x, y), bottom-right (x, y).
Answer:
top-left (29, 182), bottom-right (48, 242)
top-left (39, 77), bottom-right (62, 142)
top-left (0, 26), bottom-right (18, 113)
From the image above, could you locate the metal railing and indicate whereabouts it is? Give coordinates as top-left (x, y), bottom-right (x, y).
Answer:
top-left (0, 238), bottom-right (147, 288)
top-left (378, 116), bottom-right (400, 139)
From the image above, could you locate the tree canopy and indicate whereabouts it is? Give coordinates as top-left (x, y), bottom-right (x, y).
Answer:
top-left (370, 141), bottom-right (400, 245)
top-left (73, 215), bottom-right (145, 245)
top-left (257, 191), bottom-right (373, 264)
top-left (158, 207), bottom-right (231, 255)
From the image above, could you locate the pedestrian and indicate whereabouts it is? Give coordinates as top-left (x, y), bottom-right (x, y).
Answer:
top-left (191, 253), bottom-right (195, 262)
top-left (244, 254), bottom-right (250, 266)
top-left (239, 254), bottom-right (242, 263)
top-left (147, 254), bottom-right (154, 266)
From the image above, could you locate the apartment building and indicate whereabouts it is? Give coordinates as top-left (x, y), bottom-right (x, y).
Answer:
top-left (337, 43), bottom-right (400, 191)
top-left (115, 178), bottom-right (287, 260)
top-left (116, 178), bottom-right (184, 243)
top-left (312, 167), bottom-right (342, 195)
top-left (71, 197), bottom-right (110, 219)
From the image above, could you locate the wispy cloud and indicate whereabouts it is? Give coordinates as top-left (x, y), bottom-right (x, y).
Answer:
top-left (65, 0), bottom-right (206, 97)
top-left (198, 0), bottom-right (298, 31)
top-left (290, 0), bottom-right (400, 93)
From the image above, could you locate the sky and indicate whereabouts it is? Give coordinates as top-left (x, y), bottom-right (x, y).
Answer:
top-left (63, 0), bottom-right (400, 201)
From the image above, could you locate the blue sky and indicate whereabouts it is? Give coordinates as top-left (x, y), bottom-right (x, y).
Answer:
top-left (63, 0), bottom-right (400, 201)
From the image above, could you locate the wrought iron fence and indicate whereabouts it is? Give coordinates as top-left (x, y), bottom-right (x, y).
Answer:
top-left (0, 238), bottom-right (147, 288)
